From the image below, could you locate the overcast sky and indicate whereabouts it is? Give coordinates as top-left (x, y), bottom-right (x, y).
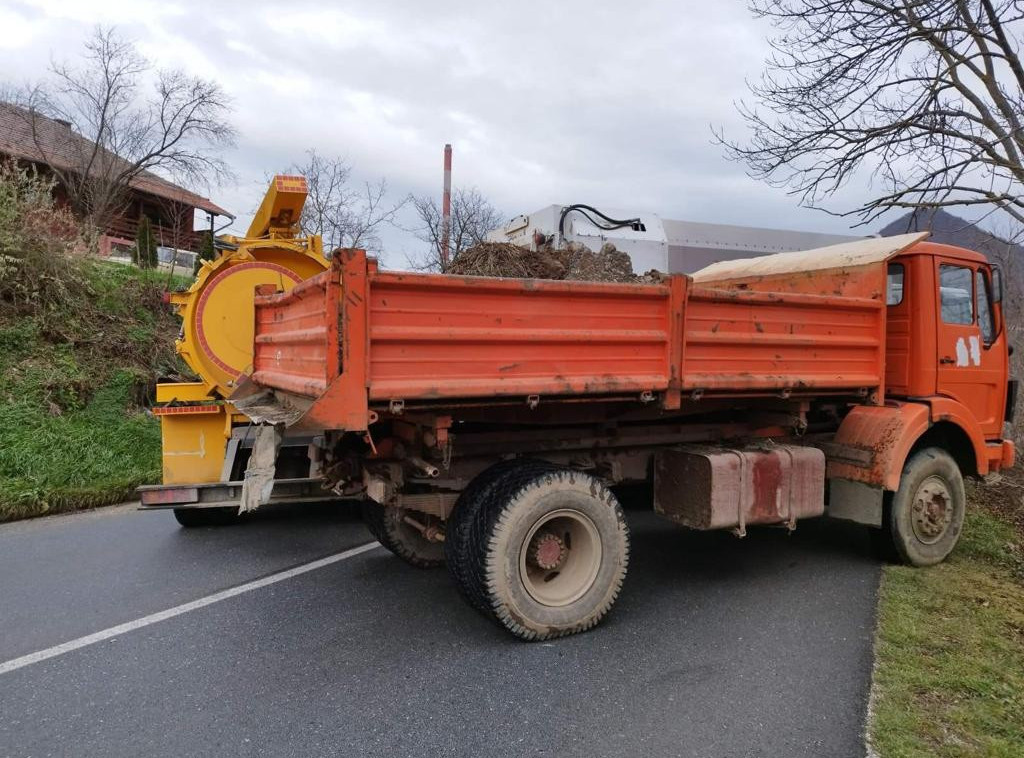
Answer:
top-left (2, 0), bottom-right (889, 267)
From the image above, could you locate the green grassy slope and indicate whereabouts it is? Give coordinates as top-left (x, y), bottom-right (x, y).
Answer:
top-left (0, 261), bottom-right (188, 521)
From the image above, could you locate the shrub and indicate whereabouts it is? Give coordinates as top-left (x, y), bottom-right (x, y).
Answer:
top-left (198, 229), bottom-right (216, 268)
top-left (135, 215), bottom-right (157, 269)
top-left (0, 160), bottom-right (85, 315)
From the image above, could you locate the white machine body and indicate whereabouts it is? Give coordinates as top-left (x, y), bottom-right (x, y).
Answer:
top-left (488, 204), bottom-right (864, 274)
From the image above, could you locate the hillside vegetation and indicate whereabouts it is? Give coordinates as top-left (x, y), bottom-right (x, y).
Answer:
top-left (0, 163), bottom-right (187, 521)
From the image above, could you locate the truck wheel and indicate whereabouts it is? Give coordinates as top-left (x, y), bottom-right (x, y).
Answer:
top-left (446, 459), bottom-right (556, 612)
top-left (469, 467), bottom-right (630, 640)
top-left (885, 447), bottom-right (966, 567)
top-left (173, 507), bottom-right (241, 528)
top-left (361, 501), bottom-right (445, 569)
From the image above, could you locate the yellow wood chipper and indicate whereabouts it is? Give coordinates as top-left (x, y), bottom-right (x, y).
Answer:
top-left (138, 176), bottom-right (342, 525)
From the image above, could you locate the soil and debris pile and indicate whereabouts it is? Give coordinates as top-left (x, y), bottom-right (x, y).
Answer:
top-left (447, 242), bottom-right (567, 280)
top-left (448, 241), bottom-right (662, 283)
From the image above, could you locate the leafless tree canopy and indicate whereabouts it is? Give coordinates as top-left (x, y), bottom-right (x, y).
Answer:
top-left (722, 1), bottom-right (1024, 226)
top-left (413, 187), bottom-right (503, 271)
top-left (15, 26), bottom-right (235, 231)
top-left (288, 149), bottom-right (405, 254)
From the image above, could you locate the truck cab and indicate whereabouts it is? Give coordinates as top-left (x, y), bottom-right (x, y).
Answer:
top-left (886, 241), bottom-right (1010, 440)
top-left (828, 241), bottom-right (1014, 565)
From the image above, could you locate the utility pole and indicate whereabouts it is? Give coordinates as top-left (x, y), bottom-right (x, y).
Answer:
top-left (440, 143), bottom-right (452, 270)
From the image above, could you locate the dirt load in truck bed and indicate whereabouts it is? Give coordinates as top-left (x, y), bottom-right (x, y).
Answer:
top-left (447, 241), bottom-right (655, 283)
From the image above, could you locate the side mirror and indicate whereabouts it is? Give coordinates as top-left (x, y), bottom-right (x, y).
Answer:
top-left (992, 265), bottom-right (1004, 303)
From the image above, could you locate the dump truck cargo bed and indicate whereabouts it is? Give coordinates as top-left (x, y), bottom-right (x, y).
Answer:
top-left (234, 235), bottom-right (925, 431)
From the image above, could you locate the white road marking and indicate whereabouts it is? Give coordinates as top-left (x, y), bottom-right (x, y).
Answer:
top-left (0, 541), bottom-right (380, 676)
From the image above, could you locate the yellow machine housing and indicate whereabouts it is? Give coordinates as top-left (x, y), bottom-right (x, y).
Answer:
top-left (157, 175), bottom-right (329, 485)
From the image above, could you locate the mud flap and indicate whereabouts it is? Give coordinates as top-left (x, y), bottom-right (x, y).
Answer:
top-left (826, 478), bottom-right (883, 527)
top-left (239, 424), bottom-right (283, 513)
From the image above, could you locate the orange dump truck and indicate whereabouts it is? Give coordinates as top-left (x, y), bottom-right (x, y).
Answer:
top-left (229, 232), bottom-right (1015, 640)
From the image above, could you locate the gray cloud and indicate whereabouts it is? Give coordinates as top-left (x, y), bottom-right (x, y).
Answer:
top-left (4, 0), bottom-right (886, 267)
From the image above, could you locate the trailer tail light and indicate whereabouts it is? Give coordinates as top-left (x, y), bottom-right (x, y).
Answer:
top-left (653, 445), bottom-right (825, 534)
top-left (139, 487), bottom-right (199, 506)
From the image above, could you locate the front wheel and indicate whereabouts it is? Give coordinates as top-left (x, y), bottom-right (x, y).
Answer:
top-left (468, 467), bottom-right (630, 640)
top-left (877, 447), bottom-right (966, 567)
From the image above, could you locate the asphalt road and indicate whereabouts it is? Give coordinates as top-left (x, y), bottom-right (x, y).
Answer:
top-left (0, 502), bottom-right (880, 758)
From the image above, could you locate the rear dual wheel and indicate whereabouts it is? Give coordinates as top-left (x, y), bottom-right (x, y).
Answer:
top-left (446, 459), bottom-right (556, 611)
top-left (361, 501), bottom-right (446, 569)
top-left (451, 463), bottom-right (630, 640)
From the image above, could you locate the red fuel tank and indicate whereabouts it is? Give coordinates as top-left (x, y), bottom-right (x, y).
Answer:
top-left (654, 445), bottom-right (825, 533)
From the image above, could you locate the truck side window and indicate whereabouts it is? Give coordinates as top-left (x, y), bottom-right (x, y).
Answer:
top-left (887, 263), bottom-right (904, 305)
top-left (977, 270), bottom-right (995, 345)
top-left (939, 264), bottom-right (974, 325)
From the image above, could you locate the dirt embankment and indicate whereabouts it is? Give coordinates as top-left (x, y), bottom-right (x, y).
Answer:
top-left (969, 464), bottom-right (1024, 544)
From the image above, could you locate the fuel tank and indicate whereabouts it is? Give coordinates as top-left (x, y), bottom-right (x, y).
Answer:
top-left (654, 445), bottom-right (825, 533)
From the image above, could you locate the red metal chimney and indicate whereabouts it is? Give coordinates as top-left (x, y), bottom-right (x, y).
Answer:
top-left (440, 143), bottom-right (452, 270)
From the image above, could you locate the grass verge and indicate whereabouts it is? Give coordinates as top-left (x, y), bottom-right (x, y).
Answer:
top-left (869, 480), bottom-right (1024, 757)
top-left (0, 260), bottom-right (189, 522)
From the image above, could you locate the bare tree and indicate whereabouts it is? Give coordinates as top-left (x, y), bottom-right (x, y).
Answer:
top-left (13, 26), bottom-right (234, 235)
top-left (287, 150), bottom-right (405, 254)
top-left (152, 194), bottom-right (193, 282)
top-left (295, 150), bottom-right (351, 247)
top-left (412, 187), bottom-right (503, 271)
top-left (720, 1), bottom-right (1024, 226)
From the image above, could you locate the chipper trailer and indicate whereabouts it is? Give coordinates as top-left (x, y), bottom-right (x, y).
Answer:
top-left (225, 232), bottom-right (1014, 640)
top-left (136, 176), bottom-right (340, 525)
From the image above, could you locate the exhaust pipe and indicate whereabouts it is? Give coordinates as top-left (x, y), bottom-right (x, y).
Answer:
top-left (408, 456), bottom-right (440, 478)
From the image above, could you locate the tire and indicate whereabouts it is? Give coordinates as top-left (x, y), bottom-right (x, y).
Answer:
top-left (467, 467), bottom-right (630, 641)
top-left (446, 459), bottom-right (556, 612)
top-left (881, 447), bottom-right (966, 567)
top-left (173, 507), bottom-right (241, 528)
top-left (361, 501), bottom-right (445, 569)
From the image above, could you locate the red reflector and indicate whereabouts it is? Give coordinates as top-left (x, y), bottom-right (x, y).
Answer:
top-left (140, 487), bottom-right (199, 505)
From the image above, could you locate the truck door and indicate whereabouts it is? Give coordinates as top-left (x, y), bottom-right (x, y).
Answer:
top-left (935, 260), bottom-right (1005, 436)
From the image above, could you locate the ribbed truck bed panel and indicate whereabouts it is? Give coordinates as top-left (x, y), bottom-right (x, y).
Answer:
top-left (367, 272), bottom-right (674, 400)
top-left (244, 249), bottom-right (889, 431)
top-left (682, 287), bottom-right (886, 393)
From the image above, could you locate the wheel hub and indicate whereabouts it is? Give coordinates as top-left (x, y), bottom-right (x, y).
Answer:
top-left (911, 476), bottom-right (953, 544)
top-left (519, 509), bottom-right (602, 607)
top-left (528, 531), bottom-right (568, 570)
